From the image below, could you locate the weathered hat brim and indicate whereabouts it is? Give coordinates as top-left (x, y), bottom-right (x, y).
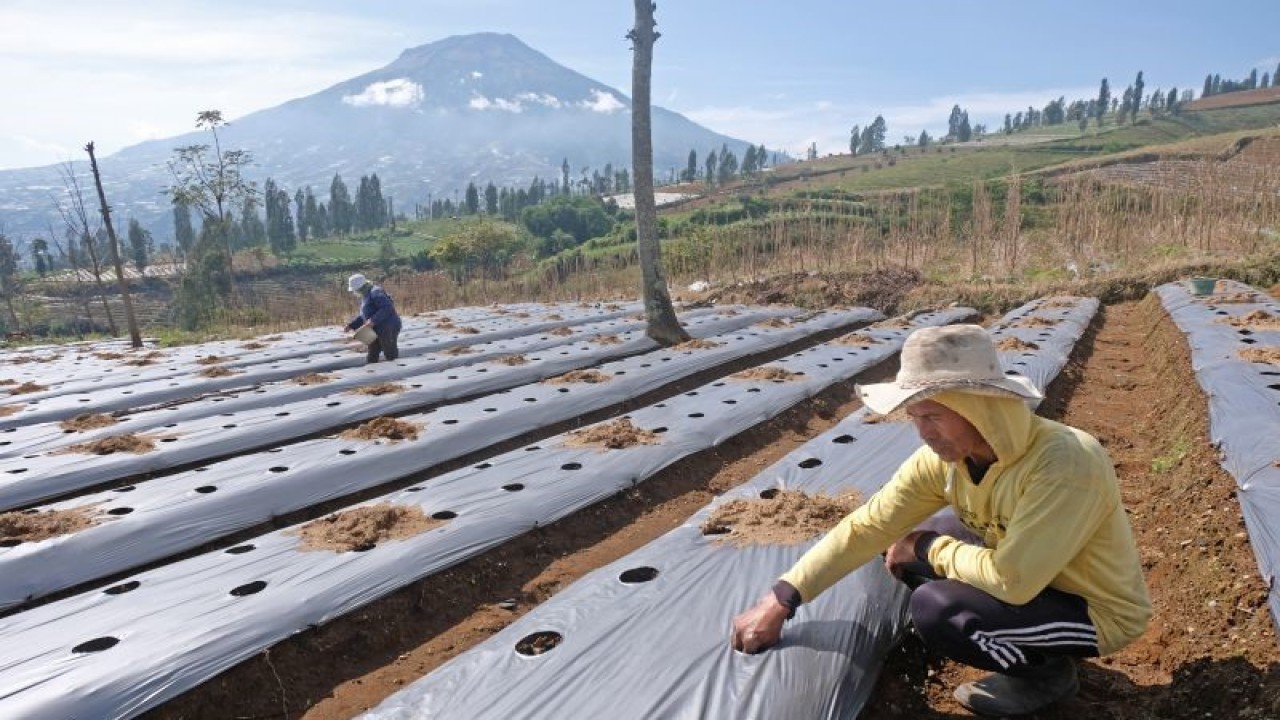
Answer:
top-left (856, 374), bottom-right (1042, 416)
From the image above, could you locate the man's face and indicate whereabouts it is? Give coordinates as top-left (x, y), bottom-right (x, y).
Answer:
top-left (905, 399), bottom-right (988, 463)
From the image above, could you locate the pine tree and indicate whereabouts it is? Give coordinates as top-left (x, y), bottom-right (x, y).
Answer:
top-left (1096, 78), bottom-right (1111, 127)
top-left (126, 218), bottom-right (153, 274)
top-left (1132, 71), bottom-right (1144, 123)
top-left (849, 125), bottom-right (860, 155)
top-left (685, 149), bottom-right (697, 183)
top-left (294, 189), bottom-right (308, 243)
top-left (172, 201), bottom-right (195, 257)
top-left (329, 174), bottom-right (352, 235)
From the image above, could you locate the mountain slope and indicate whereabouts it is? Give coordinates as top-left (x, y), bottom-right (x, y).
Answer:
top-left (0, 33), bottom-right (751, 242)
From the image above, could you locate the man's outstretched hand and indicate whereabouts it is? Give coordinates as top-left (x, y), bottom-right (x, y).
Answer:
top-left (730, 592), bottom-right (789, 654)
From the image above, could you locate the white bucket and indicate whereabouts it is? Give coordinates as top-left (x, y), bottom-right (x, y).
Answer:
top-left (353, 326), bottom-right (378, 345)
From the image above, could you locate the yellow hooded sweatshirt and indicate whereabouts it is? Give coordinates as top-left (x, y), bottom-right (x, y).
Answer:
top-left (780, 390), bottom-right (1151, 655)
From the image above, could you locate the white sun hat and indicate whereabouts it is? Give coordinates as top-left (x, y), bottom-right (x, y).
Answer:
top-left (347, 273), bottom-right (369, 293)
top-left (856, 324), bottom-right (1041, 415)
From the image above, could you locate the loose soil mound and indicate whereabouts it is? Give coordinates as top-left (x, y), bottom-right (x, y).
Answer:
top-left (198, 366), bottom-right (237, 378)
top-left (494, 354), bottom-right (529, 366)
top-left (1239, 346), bottom-right (1280, 365)
top-left (0, 405), bottom-right (19, 417)
top-left (59, 413), bottom-right (118, 432)
top-left (455, 326), bottom-right (480, 335)
top-left (1040, 298), bottom-right (1078, 309)
top-left (1013, 316), bottom-right (1060, 328)
top-left (0, 379), bottom-right (13, 385)
top-left (545, 369), bottom-right (611, 384)
top-left (731, 366), bottom-right (801, 382)
top-left (592, 334), bottom-right (622, 345)
top-left (196, 355), bottom-right (225, 365)
top-left (443, 346), bottom-right (473, 356)
top-left (1211, 292), bottom-right (1263, 304)
top-left (833, 332), bottom-right (880, 346)
top-left (544, 314), bottom-right (564, 321)
top-left (755, 317), bottom-right (790, 328)
top-left (565, 418), bottom-right (661, 449)
top-left (700, 489), bottom-right (860, 546)
top-left (64, 434), bottom-right (157, 455)
top-left (434, 322), bottom-right (457, 330)
top-left (93, 351), bottom-right (126, 360)
top-left (349, 383), bottom-right (406, 397)
top-left (548, 326), bottom-right (574, 336)
top-left (673, 339), bottom-right (721, 350)
top-left (997, 337), bottom-right (1040, 351)
top-left (0, 507), bottom-right (99, 545)
top-left (292, 504), bottom-right (441, 553)
top-left (9, 382), bottom-right (46, 395)
top-left (1223, 309), bottom-right (1280, 331)
top-left (339, 417), bottom-right (421, 441)
top-left (122, 351), bottom-right (166, 367)
top-left (240, 342), bottom-right (267, 350)
top-left (292, 372), bottom-right (334, 385)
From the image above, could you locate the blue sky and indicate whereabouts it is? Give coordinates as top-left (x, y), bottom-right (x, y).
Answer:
top-left (0, 0), bottom-right (1276, 170)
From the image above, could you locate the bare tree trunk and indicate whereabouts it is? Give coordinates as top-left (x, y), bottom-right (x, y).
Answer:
top-left (630, 0), bottom-right (688, 345)
top-left (85, 143), bottom-right (143, 348)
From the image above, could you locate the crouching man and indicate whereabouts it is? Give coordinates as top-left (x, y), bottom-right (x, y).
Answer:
top-left (731, 324), bottom-right (1150, 717)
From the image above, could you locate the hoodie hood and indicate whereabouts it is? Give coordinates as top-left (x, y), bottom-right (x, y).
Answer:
top-left (930, 389), bottom-right (1036, 467)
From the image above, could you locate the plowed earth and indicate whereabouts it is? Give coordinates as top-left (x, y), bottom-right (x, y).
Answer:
top-left (144, 298), bottom-right (1278, 720)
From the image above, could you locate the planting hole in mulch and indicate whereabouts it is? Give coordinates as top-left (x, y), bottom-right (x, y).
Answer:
top-left (339, 417), bottom-right (422, 441)
top-left (833, 332), bottom-right (880, 347)
top-left (443, 346), bottom-right (473, 356)
top-left (515, 630), bottom-right (563, 657)
top-left (293, 372), bottom-right (334, 385)
top-left (9, 381), bottom-right (47, 395)
top-left (349, 383), bottom-right (406, 397)
top-left (59, 413), bottom-right (118, 432)
top-left (997, 337), bottom-right (1040, 352)
top-left (548, 326), bottom-right (574, 336)
top-left (1013, 316), bottom-right (1060, 328)
top-left (755, 317), bottom-right (789, 328)
top-left (1222, 309), bottom-right (1280, 331)
top-left (1239, 346), bottom-right (1280, 365)
top-left (592, 334), bottom-right (622, 345)
top-left (673, 338), bottom-right (721, 350)
top-left (0, 507), bottom-right (100, 545)
top-left (494, 354), bottom-right (529, 366)
top-left (63, 433), bottom-right (158, 455)
top-left (564, 418), bottom-right (661, 449)
top-left (545, 369), bottom-right (611, 384)
top-left (700, 489), bottom-right (860, 546)
top-left (291, 504), bottom-right (441, 553)
top-left (731, 366), bottom-right (801, 382)
top-left (199, 366), bottom-right (237, 378)
top-left (196, 355), bottom-right (226, 365)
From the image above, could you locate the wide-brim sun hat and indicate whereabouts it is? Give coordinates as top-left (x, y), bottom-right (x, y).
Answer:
top-left (347, 273), bottom-right (368, 293)
top-left (856, 324), bottom-right (1042, 415)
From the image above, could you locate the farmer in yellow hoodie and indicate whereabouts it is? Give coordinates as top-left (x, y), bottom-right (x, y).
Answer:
top-left (731, 324), bottom-right (1150, 717)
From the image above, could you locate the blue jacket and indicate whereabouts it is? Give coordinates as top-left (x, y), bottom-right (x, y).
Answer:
top-left (347, 286), bottom-right (402, 333)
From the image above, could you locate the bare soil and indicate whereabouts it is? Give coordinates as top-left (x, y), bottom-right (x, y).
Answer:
top-left (545, 369), bottom-right (611, 384)
top-left (339, 418), bottom-right (422, 442)
top-left (591, 334), bottom-right (622, 345)
top-left (196, 355), bottom-right (226, 365)
top-left (493, 354), bottom-right (529, 366)
top-left (58, 413), bottom-right (118, 432)
top-left (548, 326), bottom-right (574, 336)
top-left (290, 505), bottom-right (441, 553)
top-left (563, 418), bottom-right (661, 449)
top-left (700, 489), bottom-right (861, 546)
top-left (63, 433), bottom-right (158, 455)
top-left (348, 383), bottom-right (406, 397)
top-left (138, 297), bottom-right (1279, 720)
top-left (0, 507), bottom-right (99, 545)
top-left (294, 373), bottom-right (335, 385)
top-left (8, 381), bottom-right (47, 395)
top-left (997, 337), bottom-right (1040, 351)
top-left (198, 366), bottom-right (238, 378)
top-left (731, 366), bottom-right (801, 381)
top-left (673, 338), bottom-right (721, 350)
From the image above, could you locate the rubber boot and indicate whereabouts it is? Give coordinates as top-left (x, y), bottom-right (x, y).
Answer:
top-left (953, 655), bottom-right (1079, 717)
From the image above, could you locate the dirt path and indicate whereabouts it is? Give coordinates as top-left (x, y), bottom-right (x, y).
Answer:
top-left (147, 298), bottom-right (1279, 719)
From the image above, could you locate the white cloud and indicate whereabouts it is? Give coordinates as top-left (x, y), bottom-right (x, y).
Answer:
top-left (470, 71), bottom-right (484, 79)
top-left (469, 95), bottom-right (524, 113)
top-left (342, 79), bottom-right (425, 108)
top-left (580, 89), bottom-right (625, 113)
top-left (516, 92), bottom-right (563, 108)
